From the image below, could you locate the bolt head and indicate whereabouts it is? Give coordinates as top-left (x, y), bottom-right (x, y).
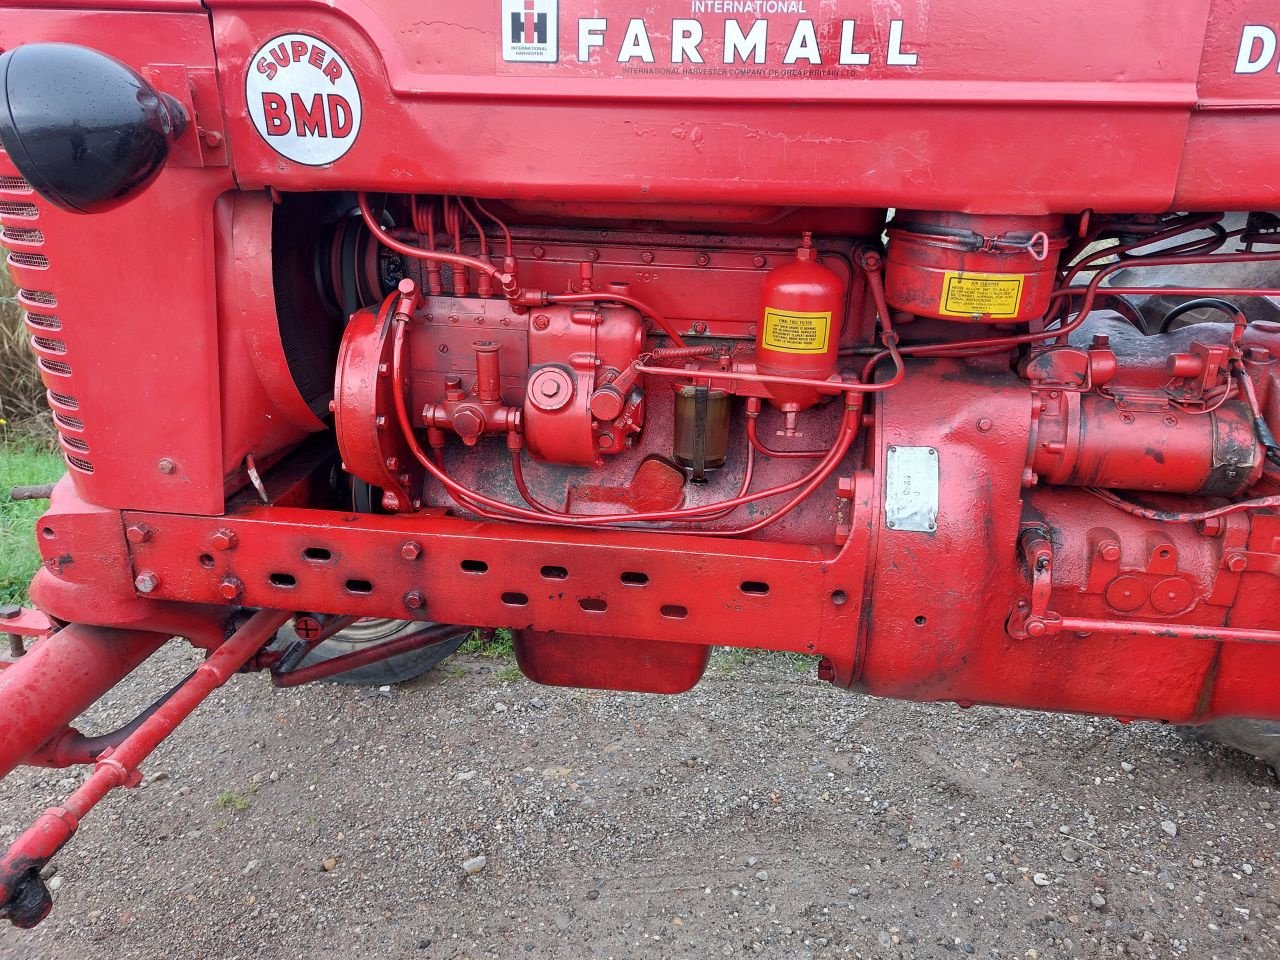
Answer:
top-left (157, 458), bottom-right (176, 475)
top-left (400, 541), bottom-right (423, 561)
top-left (1227, 553), bottom-right (1249, 573)
top-left (218, 578), bottom-right (242, 600)
top-left (125, 524), bottom-right (152, 544)
top-left (1025, 619), bottom-right (1047, 638)
top-left (404, 590), bottom-right (426, 610)
top-left (134, 571), bottom-right (160, 593)
top-left (976, 417), bottom-right (993, 433)
top-left (1099, 542), bottom-right (1121, 562)
top-left (294, 616), bottom-right (322, 639)
top-left (211, 529), bottom-right (237, 551)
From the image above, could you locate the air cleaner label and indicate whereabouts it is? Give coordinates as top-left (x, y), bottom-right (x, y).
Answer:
top-left (939, 272), bottom-right (1025, 319)
top-left (761, 308), bottom-right (831, 354)
top-left (247, 34), bottom-right (361, 166)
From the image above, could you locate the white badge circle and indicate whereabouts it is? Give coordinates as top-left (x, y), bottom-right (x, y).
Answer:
top-left (246, 34), bottom-right (362, 166)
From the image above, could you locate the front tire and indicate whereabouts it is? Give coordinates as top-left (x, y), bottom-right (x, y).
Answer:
top-left (282, 618), bottom-right (468, 685)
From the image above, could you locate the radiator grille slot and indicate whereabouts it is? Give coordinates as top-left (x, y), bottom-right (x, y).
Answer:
top-left (0, 182), bottom-right (92, 473)
top-left (19, 289), bottom-right (55, 306)
top-left (8, 251), bottom-right (48, 269)
top-left (2, 226), bottom-right (44, 244)
top-left (39, 358), bottom-right (72, 376)
top-left (24, 312), bottom-right (60, 330)
top-left (31, 335), bottom-right (66, 354)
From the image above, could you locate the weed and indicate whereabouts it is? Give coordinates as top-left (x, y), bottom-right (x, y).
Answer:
top-left (461, 627), bottom-right (515, 660)
top-left (496, 663), bottom-right (524, 683)
top-left (215, 790), bottom-right (251, 812)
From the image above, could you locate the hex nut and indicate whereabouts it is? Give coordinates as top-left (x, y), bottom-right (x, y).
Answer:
top-left (211, 529), bottom-right (237, 551)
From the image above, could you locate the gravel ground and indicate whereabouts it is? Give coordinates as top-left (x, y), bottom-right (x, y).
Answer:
top-left (0, 644), bottom-right (1277, 960)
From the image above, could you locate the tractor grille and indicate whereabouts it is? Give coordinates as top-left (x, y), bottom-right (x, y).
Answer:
top-left (23, 311), bottom-right (60, 330)
top-left (0, 152), bottom-right (91, 473)
top-left (20, 288), bottom-right (55, 306)
top-left (8, 251), bottom-right (49, 268)
top-left (2, 226), bottom-right (44, 244)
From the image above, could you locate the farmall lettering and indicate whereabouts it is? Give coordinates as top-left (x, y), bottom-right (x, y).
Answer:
top-left (577, 15), bottom-right (917, 68)
top-left (246, 34), bottom-right (362, 165)
top-left (500, 1), bottom-right (919, 71)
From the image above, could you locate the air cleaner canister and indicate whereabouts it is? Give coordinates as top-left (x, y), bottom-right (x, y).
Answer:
top-left (885, 212), bottom-right (1068, 323)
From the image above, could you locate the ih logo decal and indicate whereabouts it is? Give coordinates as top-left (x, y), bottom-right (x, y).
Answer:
top-left (246, 34), bottom-right (362, 166)
top-left (502, 0), bottom-right (558, 62)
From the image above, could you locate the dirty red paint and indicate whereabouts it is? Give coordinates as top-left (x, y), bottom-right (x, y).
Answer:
top-left (3, 0), bottom-right (1280, 927)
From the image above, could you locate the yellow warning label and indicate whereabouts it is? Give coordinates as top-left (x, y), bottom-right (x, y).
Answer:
top-left (761, 308), bottom-right (832, 354)
top-left (939, 271), bottom-right (1025, 319)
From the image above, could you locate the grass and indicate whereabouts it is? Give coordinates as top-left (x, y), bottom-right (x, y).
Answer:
top-left (459, 628), bottom-right (523, 682)
top-left (714, 647), bottom-right (816, 676)
top-left (495, 663), bottom-right (523, 682)
top-left (215, 790), bottom-right (251, 812)
top-left (1, 268), bottom-right (47, 429)
top-left (0, 438), bottom-right (63, 605)
top-left (461, 627), bottom-right (515, 659)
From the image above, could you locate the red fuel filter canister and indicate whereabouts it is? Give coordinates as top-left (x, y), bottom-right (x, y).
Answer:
top-left (885, 212), bottom-right (1069, 323)
top-left (754, 233), bottom-right (845, 413)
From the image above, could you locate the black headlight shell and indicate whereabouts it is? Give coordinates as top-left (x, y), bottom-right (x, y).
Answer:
top-left (0, 43), bottom-right (187, 214)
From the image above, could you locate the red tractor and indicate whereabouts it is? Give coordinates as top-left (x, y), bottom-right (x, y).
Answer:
top-left (2, 0), bottom-right (1280, 928)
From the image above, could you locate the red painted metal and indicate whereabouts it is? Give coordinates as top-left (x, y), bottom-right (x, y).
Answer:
top-left (0, 610), bottom-right (289, 928)
top-left (0, 625), bottom-right (167, 779)
top-left (8, 0), bottom-right (1280, 927)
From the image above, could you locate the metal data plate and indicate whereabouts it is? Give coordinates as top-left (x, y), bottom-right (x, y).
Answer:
top-left (884, 445), bottom-right (939, 533)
